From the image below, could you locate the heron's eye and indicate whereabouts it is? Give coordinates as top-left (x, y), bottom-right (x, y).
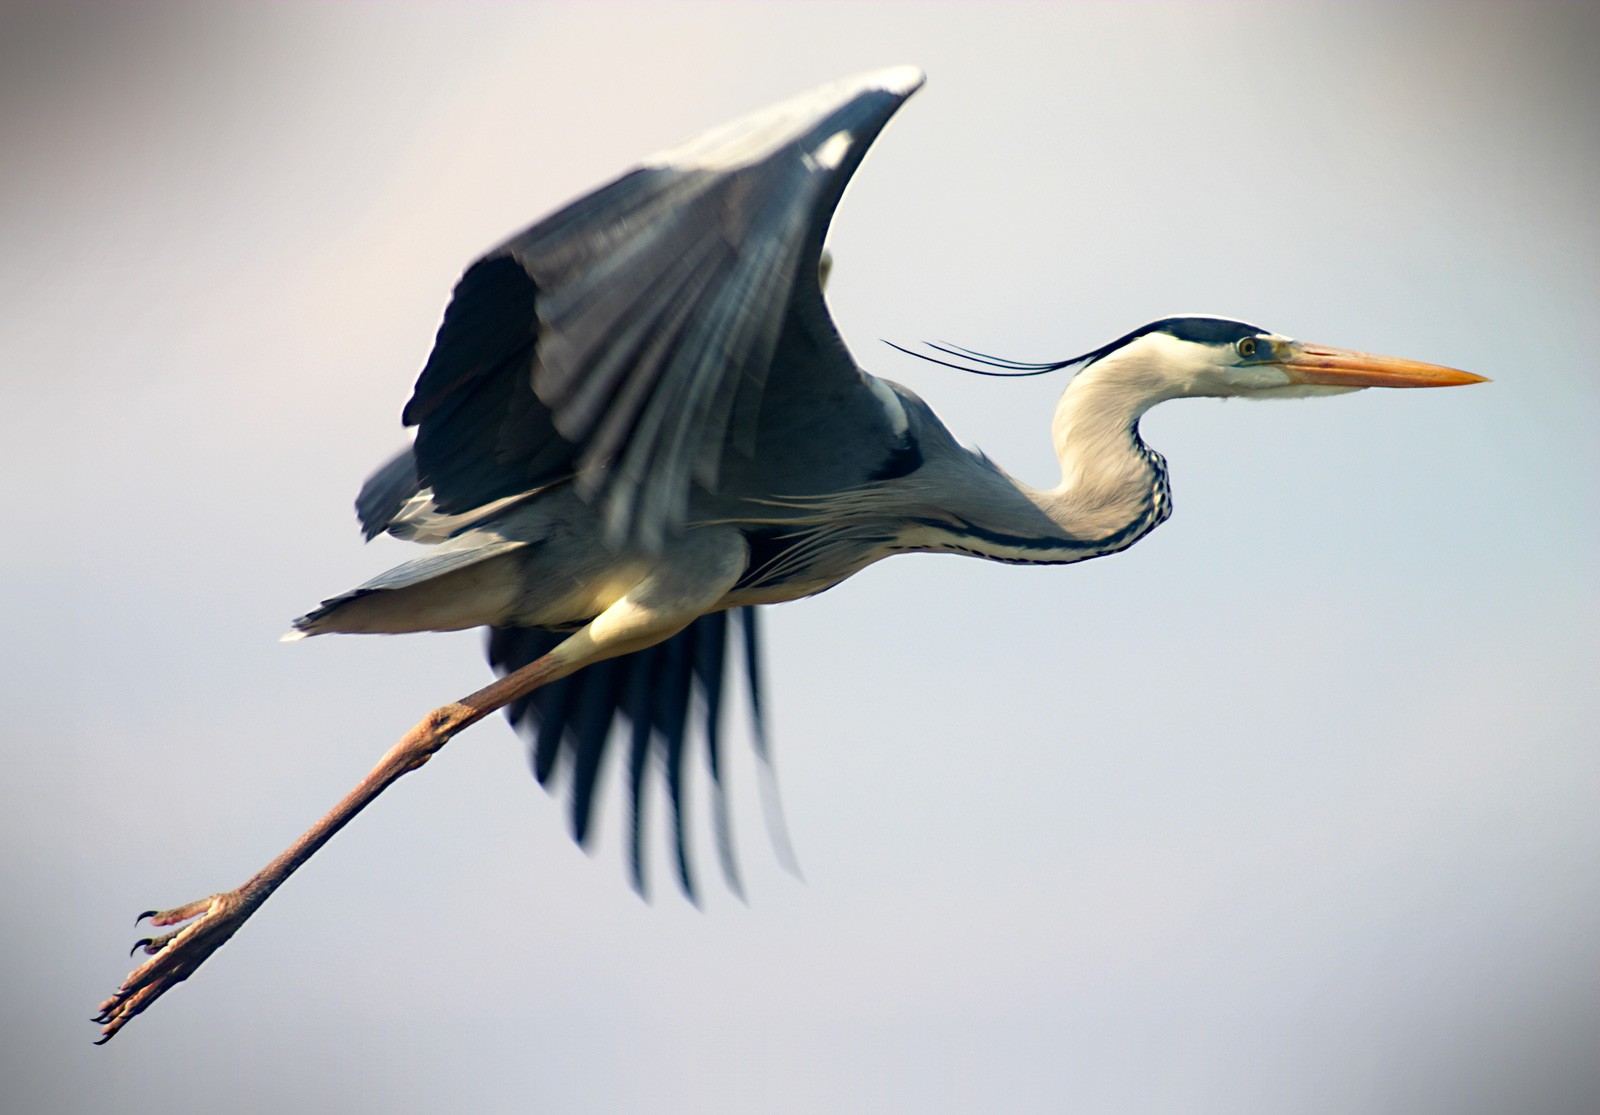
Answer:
top-left (1237, 337), bottom-right (1258, 359)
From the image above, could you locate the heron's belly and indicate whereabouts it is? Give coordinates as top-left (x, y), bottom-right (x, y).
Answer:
top-left (722, 529), bottom-right (897, 609)
top-left (506, 561), bottom-right (655, 628)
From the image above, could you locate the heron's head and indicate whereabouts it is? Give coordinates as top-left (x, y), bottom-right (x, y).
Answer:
top-left (900, 316), bottom-right (1486, 414)
top-left (1081, 316), bottom-right (1487, 403)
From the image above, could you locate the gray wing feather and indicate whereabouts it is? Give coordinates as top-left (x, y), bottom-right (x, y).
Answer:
top-left (355, 447), bottom-right (420, 540)
top-left (488, 606), bottom-right (772, 901)
top-left (399, 67), bottom-right (925, 550)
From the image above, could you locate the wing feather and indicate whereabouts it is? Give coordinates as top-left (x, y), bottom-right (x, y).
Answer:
top-left (487, 607), bottom-right (768, 900)
top-left (399, 67), bottom-right (925, 549)
top-left (357, 69), bottom-right (926, 897)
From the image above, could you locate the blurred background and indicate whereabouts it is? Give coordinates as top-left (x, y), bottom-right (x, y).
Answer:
top-left (3, 3), bottom-right (1596, 1112)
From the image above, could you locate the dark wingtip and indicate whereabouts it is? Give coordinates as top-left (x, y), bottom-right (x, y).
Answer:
top-left (354, 447), bottom-right (421, 540)
top-left (680, 881), bottom-right (703, 912)
top-left (670, 814), bottom-right (699, 904)
top-left (493, 607), bottom-right (781, 901)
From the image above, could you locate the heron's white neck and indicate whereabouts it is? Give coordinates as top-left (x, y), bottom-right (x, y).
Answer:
top-left (900, 354), bottom-right (1172, 566)
top-left (1040, 353), bottom-right (1175, 536)
top-left (850, 356), bottom-right (1176, 570)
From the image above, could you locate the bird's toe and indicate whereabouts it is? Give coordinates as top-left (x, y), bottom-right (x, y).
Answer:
top-left (95, 891), bottom-right (254, 1044)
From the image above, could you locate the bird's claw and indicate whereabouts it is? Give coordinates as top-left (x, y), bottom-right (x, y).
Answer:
top-left (95, 891), bottom-right (252, 1044)
top-left (127, 929), bottom-right (183, 957)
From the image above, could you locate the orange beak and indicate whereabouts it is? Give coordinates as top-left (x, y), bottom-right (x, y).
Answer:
top-left (1271, 341), bottom-right (1489, 388)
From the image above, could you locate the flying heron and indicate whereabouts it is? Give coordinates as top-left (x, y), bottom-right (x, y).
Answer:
top-left (95, 66), bottom-right (1485, 1042)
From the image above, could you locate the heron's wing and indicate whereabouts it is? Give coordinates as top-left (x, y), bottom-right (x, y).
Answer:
top-left (354, 447), bottom-right (419, 540)
top-left (488, 607), bottom-right (773, 901)
top-left (400, 66), bottom-right (925, 550)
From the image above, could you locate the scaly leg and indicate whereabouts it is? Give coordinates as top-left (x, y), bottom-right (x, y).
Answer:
top-left (94, 533), bottom-right (747, 1044)
top-left (96, 531), bottom-right (745, 1043)
top-left (92, 652), bottom-right (566, 1043)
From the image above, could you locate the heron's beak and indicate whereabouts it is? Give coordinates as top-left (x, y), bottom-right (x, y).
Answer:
top-left (1271, 341), bottom-right (1488, 389)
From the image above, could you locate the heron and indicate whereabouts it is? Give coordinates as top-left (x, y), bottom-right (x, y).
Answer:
top-left (95, 65), bottom-right (1485, 1043)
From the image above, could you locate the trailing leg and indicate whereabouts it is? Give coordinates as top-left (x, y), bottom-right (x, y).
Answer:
top-left (94, 531), bottom-right (747, 1043)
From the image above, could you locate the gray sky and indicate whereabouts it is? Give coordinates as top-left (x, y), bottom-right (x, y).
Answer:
top-left (4, 3), bottom-right (1597, 1112)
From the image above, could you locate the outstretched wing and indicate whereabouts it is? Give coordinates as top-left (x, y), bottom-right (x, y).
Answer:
top-left (400, 66), bottom-right (925, 550)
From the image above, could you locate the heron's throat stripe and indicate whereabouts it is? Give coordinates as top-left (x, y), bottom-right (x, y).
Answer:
top-left (908, 505), bottom-right (1163, 565)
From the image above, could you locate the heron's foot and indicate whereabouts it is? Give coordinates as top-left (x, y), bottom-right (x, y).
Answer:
top-left (94, 889), bottom-right (256, 1044)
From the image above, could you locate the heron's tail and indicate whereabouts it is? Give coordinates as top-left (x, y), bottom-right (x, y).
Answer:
top-left (286, 536), bottom-right (530, 638)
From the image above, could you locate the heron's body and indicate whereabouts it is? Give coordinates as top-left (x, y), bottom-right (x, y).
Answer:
top-left (96, 66), bottom-right (1485, 1043)
top-left (296, 367), bottom-right (1171, 636)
